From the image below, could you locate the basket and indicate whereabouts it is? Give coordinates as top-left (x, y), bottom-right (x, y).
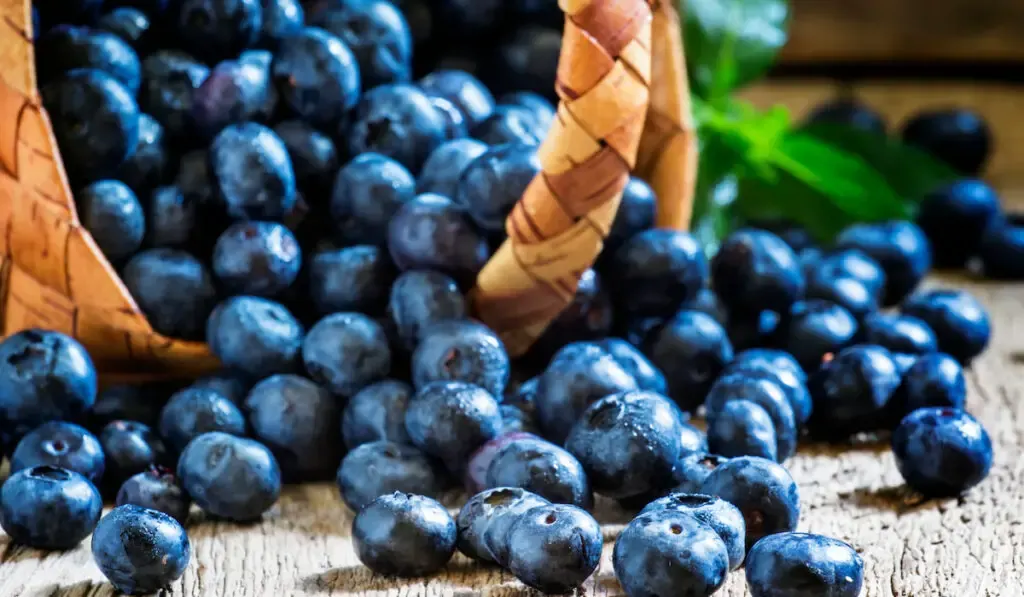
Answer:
top-left (0, 0), bottom-right (697, 381)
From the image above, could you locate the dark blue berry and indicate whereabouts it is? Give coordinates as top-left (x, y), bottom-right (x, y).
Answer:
top-left (342, 380), bottom-right (413, 448)
top-left (613, 509), bottom-right (730, 597)
top-left (597, 338), bottom-right (667, 395)
top-left (307, 245), bottom-right (394, 316)
top-left (680, 288), bottom-right (730, 327)
top-left (505, 504), bottom-right (602, 593)
top-left (117, 114), bottom-right (170, 197)
top-left (705, 371), bottom-right (798, 462)
top-left (902, 289), bottom-right (991, 365)
top-left (465, 431), bottom-right (536, 493)
top-left (605, 177), bottom-right (657, 255)
top-left (455, 143), bottom-right (541, 234)
top-left (531, 269), bottom-right (614, 361)
top-left (331, 153), bottom-right (416, 245)
top-left (404, 381), bottom-right (502, 472)
top-left (836, 221), bottom-right (931, 306)
top-left (0, 466), bottom-right (102, 550)
top-left (673, 453), bottom-right (729, 494)
top-left (42, 70), bottom-right (140, 183)
top-left (387, 270), bottom-right (466, 350)
top-left (610, 229), bottom-right (709, 319)
top-left (303, 313), bottom-right (391, 397)
top-left (641, 492), bottom-right (747, 570)
top-left (175, 0), bottom-right (262, 63)
top-left (485, 436), bottom-right (592, 508)
top-left (273, 120), bottom-right (339, 197)
top-left (206, 297), bottom-right (303, 377)
top-left (88, 384), bottom-right (168, 430)
top-left (892, 407), bottom-right (992, 497)
top-left (352, 492), bottom-right (456, 577)
top-left (212, 221), bottom-right (302, 297)
top-left (159, 387), bottom-right (246, 453)
top-left (708, 400), bottom-right (778, 461)
top-left (146, 185), bottom-right (197, 249)
top-left (77, 179), bottom-right (145, 263)
top-left (239, 50), bottom-right (280, 122)
top-left (472, 105), bottom-right (545, 146)
top-left (487, 25), bottom-right (561, 99)
top-left (731, 349), bottom-right (806, 382)
top-left (337, 442), bottom-right (445, 511)
top-left (498, 91), bottom-right (554, 131)
top-left (712, 229), bottom-right (806, 318)
top-left (210, 122), bottom-right (298, 220)
top-left (257, 0), bottom-right (304, 50)
top-left (980, 217), bottom-right (1024, 280)
top-left (96, 8), bottom-right (153, 52)
top-left (808, 344), bottom-right (901, 438)
top-left (917, 179), bottom-right (1001, 267)
top-left (191, 58), bottom-right (275, 138)
top-left (140, 51), bottom-right (209, 141)
top-left (644, 310), bottom-right (734, 412)
top-left (100, 421), bottom-right (169, 489)
top-left (91, 504), bottom-right (191, 594)
top-left (775, 299), bottom-right (858, 373)
top-left (805, 274), bottom-right (877, 320)
top-left (417, 138), bottom-right (488, 198)
top-left (679, 422), bottom-right (708, 453)
top-left (725, 355), bottom-right (812, 428)
top-left (413, 320), bottom-right (510, 396)
top-left (745, 532), bottom-right (864, 597)
top-left (812, 248), bottom-right (886, 302)
top-left (272, 27), bottom-right (361, 129)
top-left (116, 468), bottom-right (192, 524)
top-left (36, 25), bottom-right (141, 93)
top-left (700, 456), bottom-right (800, 551)
top-left (419, 69), bottom-right (495, 129)
top-left (122, 249), bottom-right (217, 340)
top-left (310, 0), bottom-right (412, 88)
top-left (387, 193), bottom-right (490, 286)
top-left (190, 371), bottom-right (252, 406)
top-left (177, 431), bottom-right (282, 521)
top-left (11, 421), bottom-right (104, 484)
top-left (456, 487), bottom-right (549, 564)
top-left (348, 83), bottom-right (447, 172)
top-left (805, 98), bottom-right (886, 133)
top-left (175, 149), bottom-right (214, 206)
top-left (860, 312), bottom-right (938, 355)
top-left (428, 93), bottom-right (468, 139)
top-left (893, 353), bottom-right (967, 421)
top-left (901, 108), bottom-right (991, 175)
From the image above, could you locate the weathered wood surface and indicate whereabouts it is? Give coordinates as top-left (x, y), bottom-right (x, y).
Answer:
top-left (1, 82), bottom-right (1024, 596)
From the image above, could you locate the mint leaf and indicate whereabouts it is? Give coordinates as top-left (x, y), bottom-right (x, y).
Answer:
top-left (735, 171), bottom-right (856, 242)
top-left (684, 0), bottom-right (790, 102)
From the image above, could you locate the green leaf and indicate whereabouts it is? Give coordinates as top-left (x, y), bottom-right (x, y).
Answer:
top-left (684, 0), bottom-right (790, 102)
top-left (735, 170), bottom-right (856, 242)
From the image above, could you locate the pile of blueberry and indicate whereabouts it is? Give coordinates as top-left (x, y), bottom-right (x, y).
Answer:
top-left (0, 1), bottom-right (999, 595)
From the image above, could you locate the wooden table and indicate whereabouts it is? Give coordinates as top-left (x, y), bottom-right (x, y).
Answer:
top-left (1, 81), bottom-right (1023, 596)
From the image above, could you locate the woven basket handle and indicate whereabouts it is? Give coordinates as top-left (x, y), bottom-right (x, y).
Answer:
top-left (472, 0), bottom-right (697, 357)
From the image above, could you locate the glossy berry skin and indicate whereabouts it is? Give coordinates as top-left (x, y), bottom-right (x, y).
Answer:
top-left (455, 143), bottom-right (542, 234)
top-left (566, 391), bottom-right (683, 500)
top-left (118, 114), bottom-right (170, 197)
top-left (613, 509), bottom-right (730, 597)
top-left (711, 229), bottom-right (806, 318)
top-left (272, 27), bottom-right (361, 130)
top-left (210, 122), bottom-right (297, 220)
top-left (708, 400), bottom-right (778, 461)
top-left (100, 421), bottom-right (169, 489)
top-left (902, 289), bottom-right (991, 365)
top-left (0, 329), bottom-right (97, 442)
top-left (96, 8), bottom-right (153, 52)
top-left (159, 387), bottom-right (246, 453)
top-left (836, 221), bottom-right (931, 306)
top-left (146, 186), bottom-right (197, 249)
top-left (0, 466), bottom-right (102, 550)
top-left (465, 431), bottom-right (537, 494)
top-left (681, 288), bottom-right (730, 327)
top-left (746, 532), bottom-right (864, 597)
top-left (917, 179), bottom-right (1002, 267)
top-left (808, 344), bottom-right (901, 438)
top-left (175, 0), bottom-right (262, 63)
top-left (419, 69), bottom-right (495, 129)
top-left (700, 456), bottom-right (801, 551)
top-left (42, 70), bottom-right (140, 183)
top-left (258, 0), bottom-right (304, 49)
top-left (336, 441), bottom-right (445, 511)
top-left (812, 249), bottom-right (886, 302)
top-left (805, 274), bottom-right (876, 320)
top-left (775, 300), bottom-right (859, 373)
top-left (308, 245), bottom-right (395, 316)
top-left (412, 320), bottom-right (510, 397)
top-left (273, 120), bottom-right (338, 197)
top-left (177, 431), bottom-right (282, 521)
top-left (505, 504), bottom-right (602, 593)
top-left (212, 221), bottom-right (302, 297)
top-left (732, 349), bottom-right (806, 382)
top-left (860, 313), bottom-right (938, 355)
top-left (405, 381), bottom-right (502, 473)
top-left (207, 296), bottom-right (304, 378)
top-left (892, 353), bottom-right (967, 421)
top-left (605, 177), bottom-right (657, 254)
top-left (190, 372), bottom-right (250, 406)
top-left (88, 384), bottom-right (167, 430)
top-left (139, 51), bottom-right (209, 141)
top-left (597, 338), bottom-right (668, 395)
top-left (805, 98), bottom-right (886, 134)
top-left (417, 138), bottom-right (489, 198)
top-left (11, 422), bottom-right (105, 484)
top-left (485, 436), bottom-right (592, 508)
top-left (725, 359), bottom-right (812, 428)
top-left (190, 58), bottom-right (275, 139)
top-left (37, 25), bottom-right (141, 94)
top-left (116, 469), bottom-right (191, 524)
top-left (82, 180), bottom-right (145, 263)
top-left (980, 218), bottom-right (1024, 280)
top-left (387, 193), bottom-right (490, 286)
top-left (901, 108), bottom-right (991, 175)
top-left (342, 380), bottom-right (413, 448)
top-left (609, 229), bottom-right (709, 319)
top-left (644, 310), bottom-right (734, 412)
top-left (456, 487), bottom-right (550, 564)
top-left (706, 371), bottom-right (798, 462)
top-left (121, 249), bottom-right (216, 340)
top-left (429, 94), bottom-right (470, 139)
top-left (641, 493), bottom-right (746, 570)
top-left (302, 313), bottom-right (391, 397)
top-left (388, 270), bottom-right (467, 350)
top-left (347, 83), bottom-right (447, 172)
top-left (895, 407), bottom-right (994, 498)
top-left (499, 91), bottom-right (556, 130)
top-left (311, 0), bottom-right (412, 89)
top-left (330, 153), bottom-right (416, 245)
top-left (472, 105), bottom-right (545, 146)
top-left (534, 343), bottom-right (639, 444)
top-left (353, 492), bottom-right (456, 577)
top-left (673, 453), bottom-right (729, 494)
top-left (91, 504), bottom-right (191, 595)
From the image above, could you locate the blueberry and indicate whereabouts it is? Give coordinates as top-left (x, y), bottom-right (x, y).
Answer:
top-left (836, 221), bottom-right (931, 306)
top-left (731, 349), bottom-right (807, 382)
top-left (303, 313), bottom-right (391, 397)
top-left (472, 105), bottom-right (545, 146)
top-left (100, 421), bottom-right (169, 489)
top-left (711, 229), bottom-right (806, 318)
top-left (404, 381), bottom-right (502, 473)
top-left (347, 83), bottom-right (447, 172)
top-left (91, 504), bottom-right (191, 594)
top-left (980, 217), bottom-right (1024, 280)
top-left (190, 371), bottom-right (252, 406)
top-left (805, 275), bottom-right (877, 320)
top-left (605, 177), bottom-right (657, 255)
top-left (812, 248), bottom-right (887, 301)
top-left (177, 431), bottom-right (282, 521)
top-left (97, 7), bottom-right (153, 56)
top-left (353, 492), bottom-right (456, 577)
top-left (330, 153), bottom-right (416, 245)
top-left (419, 69), bottom-right (495, 129)
top-left (413, 320), bottom-right (510, 396)
top-left (77, 179), bottom-right (145, 263)
top-left (207, 296), bottom-right (304, 377)
top-left (191, 58), bottom-right (275, 138)
top-left (727, 311), bottom-right (781, 353)
top-left (917, 179), bottom-right (1001, 267)
top-left (175, 149), bottom-right (214, 206)
top-left (485, 436), bottom-right (592, 508)
top-left (175, 0), bottom-right (262, 63)
top-left (902, 289), bottom-right (991, 365)
top-left (892, 407), bottom-right (993, 497)
top-left (534, 343), bottom-right (639, 444)
top-left (613, 510), bottom-right (730, 597)
top-left (429, 95), bottom-right (470, 139)
top-left (505, 504), bottom-right (602, 593)
top-left (307, 245), bottom-right (395, 317)
top-left (892, 353), bottom-right (967, 422)
top-left (238, 50), bottom-right (280, 122)
top-left (679, 422), bottom-right (709, 453)
top-left (387, 193), bottom-right (490, 286)
top-left (498, 405), bottom-right (539, 436)
top-left (310, 0), bottom-right (412, 88)
top-left (498, 91), bottom-right (555, 131)
top-left (674, 453), bottom-right (731, 495)
top-left (805, 98), bottom-right (886, 134)
top-left (341, 380), bottom-right (413, 449)
top-left (43, 70), bottom-right (140, 183)
top-left (807, 344), bottom-right (901, 438)
top-left (258, 0), bottom-right (304, 49)
top-left (116, 468), bottom-right (192, 524)
top-left (273, 120), bottom-right (339, 197)
top-left (271, 27), bottom-right (361, 130)
top-left (597, 338), bottom-right (668, 395)
top-left (487, 26), bottom-right (561, 99)
top-left (122, 249), bottom-right (217, 339)
top-left (11, 421), bottom-right (104, 485)
top-left (566, 391), bottom-right (683, 499)
top-left (158, 388), bottom-right (244, 455)
top-left (37, 25), bottom-right (141, 93)
top-left (679, 288), bottom-right (730, 327)
top-left (724, 357), bottom-right (813, 427)
top-left (455, 143), bottom-right (541, 234)
top-left (211, 221), bottom-right (302, 296)
top-left (417, 138), bottom-right (489, 198)
top-left (465, 431), bottom-right (537, 493)
top-left (705, 371), bottom-right (798, 462)
top-left (901, 108), bottom-right (991, 175)
top-left (210, 122), bottom-right (298, 220)
top-left (745, 532), bottom-right (864, 597)
top-left (88, 384), bottom-right (168, 429)
top-left (528, 268), bottom-right (614, 361)
top-left (140, 51), bottom-right (210, 140)
top-left (455, 487), bottom-right (550, 564)
top-left (117, 114), bottom-right (171, 197)
top-left (610, 229), bottom-right (709, 319)
top-left (0, 466), bottom-right (102, 550)
top-left (700, 456), bottom-right (800, 551)
top-left (337, 442), bottom-right (445, 511)
top-left (707, 400), bottom-right (778, 461)
top-left (146, 185), bottom-right (198, 249)
top-left (644, 310), bottom-right (734, 412)
top-left (860, 312), bottom-right (938, 355)
top-left (640, 493), bottom-right (747, 570)
top-left (775, 299), bottom-right (858, 373)
top-left (0, 330), bottom-right (97, 441)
